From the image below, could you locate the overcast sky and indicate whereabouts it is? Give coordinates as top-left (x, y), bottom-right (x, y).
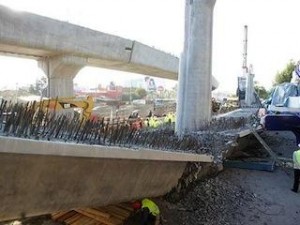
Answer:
top-left (0, 0), bottom-right (299, 92)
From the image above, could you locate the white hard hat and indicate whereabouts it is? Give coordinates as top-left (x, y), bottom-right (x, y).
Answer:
top-left (298, 143), bottom-right (300, 147)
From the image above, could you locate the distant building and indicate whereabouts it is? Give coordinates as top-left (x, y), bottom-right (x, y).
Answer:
top-left (124, 76), bottom-right (158, 92)
top-left (75, 82), bottom-right (123, 100)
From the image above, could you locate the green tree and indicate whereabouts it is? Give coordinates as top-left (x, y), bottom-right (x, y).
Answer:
top-left (254, 84), bottom-right (268, 99)
top-left (29, 77), bottom-right (47, 95)
top-left (135, 88), bottom-right (147, 99)
top-left (273, 60), bottom-right (296, 85)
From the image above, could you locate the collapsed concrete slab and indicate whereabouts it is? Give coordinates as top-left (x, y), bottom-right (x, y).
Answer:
top-left (0, 136), bottom-right (213, 221)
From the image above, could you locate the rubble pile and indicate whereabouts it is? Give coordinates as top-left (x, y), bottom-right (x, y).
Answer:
top-left (161, 174), bottom-right (256, 225)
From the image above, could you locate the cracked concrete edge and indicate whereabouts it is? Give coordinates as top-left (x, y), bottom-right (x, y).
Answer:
top-left (0, 136), bottom-right (213, 163)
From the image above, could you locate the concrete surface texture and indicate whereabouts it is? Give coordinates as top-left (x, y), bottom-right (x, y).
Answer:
top-left (232, 168), bottom-right (300, 225)
top-left (0, 136), bottom-right (213, 221)
top-left (38, 56), bottom-right (86, 97)
top-left (245, 73), bottom-right (255, 106)
top-left (176, 0), bottom-right (217, 136)
top-left (0, 137), bottom-right (214, 162)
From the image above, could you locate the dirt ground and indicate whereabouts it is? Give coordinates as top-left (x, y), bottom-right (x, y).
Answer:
top-left (157, 130), bottom-right (300, 225)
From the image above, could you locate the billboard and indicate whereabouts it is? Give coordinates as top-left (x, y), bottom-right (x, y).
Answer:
top-left (237, 76), bottom-right (246, 101)
top-left (144, 77), bottom-right (157, 91)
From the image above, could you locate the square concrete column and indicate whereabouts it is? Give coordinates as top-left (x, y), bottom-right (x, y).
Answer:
top-left (245, 73), bottom-right (255, 106)
top-left (38, 56), bottom-right (87, 98)
top-left (176, 0), bottom-right (216, 136)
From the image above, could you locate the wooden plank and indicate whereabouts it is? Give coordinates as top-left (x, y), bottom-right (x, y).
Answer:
top-left (52, 203), bottom-right (134, 225)
top-left (78, 218), bottom-right (102, 225)
top-left (102, 206), bottom-right (131, 221)
top-left (51, 211), bottom-right (70, 220)
top-left (81, 208), bottom-right (111, 219)
top-left (55, 210), bottom-right (77, 222)
top-left (64, 213), bottom-right (82, 224)
top-left (74, 210), bottom-right (116, 225)
top-left (96, 208), bottom-right (126, 221)
top-left (106, 206), bottom-right (131, 217)
top-left (83, 218), bottom-right (98, 225)
top-left (96, 207), bottom-right (124, 218)
top-left (70, 215), bottom-right (93, 225)
top-left (51, 212), bottom-right (62, 218)
top-left (75, 209), bottom-right (122, 225)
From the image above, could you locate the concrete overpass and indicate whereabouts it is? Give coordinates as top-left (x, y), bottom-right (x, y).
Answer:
top-left (0, 5), bottom-right (218, 97)
top-left (0, 136), bottom-right (213, 221)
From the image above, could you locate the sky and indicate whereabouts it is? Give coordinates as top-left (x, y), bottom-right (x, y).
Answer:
top-left (0, 0), bottom-right (299, 93)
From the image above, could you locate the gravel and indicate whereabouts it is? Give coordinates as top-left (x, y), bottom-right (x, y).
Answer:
top-left (158, 130), bottom-right (300, 225)
top-left (159, 172), bottom-right (256, 225)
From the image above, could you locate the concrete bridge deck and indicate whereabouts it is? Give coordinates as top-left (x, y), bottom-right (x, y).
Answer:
top-left (0, 5), bottom-right (176, 79)
top-left (0, 4), bottom-right (218, 89)
top-left (0, 136), bottom-right (213, 221)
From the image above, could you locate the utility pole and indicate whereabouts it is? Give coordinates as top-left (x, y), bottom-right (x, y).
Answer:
top-left (243, 25), bottom-right (255, 107)
top-left (242, 25), bottom-right (248, 74)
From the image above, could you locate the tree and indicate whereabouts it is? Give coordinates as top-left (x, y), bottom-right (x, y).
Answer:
top-left (29, 77), bottom-right (47, 95)
top-left (135, 88), bottom-right (147, 99)
top-left (254, 84), bottom-right (269, 99)
top-left (273, 60), bottom-right (296, 85)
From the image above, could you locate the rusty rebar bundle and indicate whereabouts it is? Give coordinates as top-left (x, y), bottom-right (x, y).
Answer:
top-left (0, 100), bottom-right (248, 153)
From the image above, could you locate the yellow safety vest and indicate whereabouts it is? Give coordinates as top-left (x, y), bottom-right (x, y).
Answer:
top-left (149, 117), bottom-right (159, 128)
top-left (170, 113), bottom-right (176, 123)
top-left (164, 114), bottom-right (171, 124)
top-left (293, 150), bottom-right (300, 169)
top-left (141, 198), bottom-right (160, 216)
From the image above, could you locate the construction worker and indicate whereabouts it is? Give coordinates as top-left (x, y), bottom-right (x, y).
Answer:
top-left (163, 112), bottom-right (175, 127)
top-left (291, 144), bottom-right (300, 193)
top-left (148, 116), bottom-right (159, 128)
top-left (130, 198), bottom-right (160, 225)
top-left (164, 112), bottom-right (172, 124)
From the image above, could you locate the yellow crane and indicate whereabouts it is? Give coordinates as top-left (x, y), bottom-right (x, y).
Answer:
top-left (36, 96), bottom-right (94, 121)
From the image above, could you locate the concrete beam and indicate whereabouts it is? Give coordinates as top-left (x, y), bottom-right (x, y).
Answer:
top-left (0, 5), bottom-right (219, 90)
top-left (176, 0), bottom-right (217, 135)
top-left (0, 137), bottom-right (212, 221)
top-left (0, 5), bottom-right (177, 80)
top-left (0, 137), bottom-right (213, 162)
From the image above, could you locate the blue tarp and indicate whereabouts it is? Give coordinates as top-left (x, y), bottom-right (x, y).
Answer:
top-left (268, 82), bottom-right (300, 107)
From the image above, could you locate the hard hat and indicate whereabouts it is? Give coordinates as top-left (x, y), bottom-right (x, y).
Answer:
top-left (132, 201), bottom-right (141, 210)
top-left (298, 143), bottom-right (300, 148)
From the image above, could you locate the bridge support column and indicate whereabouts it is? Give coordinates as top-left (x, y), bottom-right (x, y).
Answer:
top-left (176, 0), bottom-right (216, 136)
top-left (38, 56), bottom-right (86, 98)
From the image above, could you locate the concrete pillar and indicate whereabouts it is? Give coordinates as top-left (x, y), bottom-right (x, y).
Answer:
top-left (245, 73), bottom-right (255, 106)
top-left (38, 56), bottom-right (87, 98)
top-left (176, 0), bottom-right (216, 136)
